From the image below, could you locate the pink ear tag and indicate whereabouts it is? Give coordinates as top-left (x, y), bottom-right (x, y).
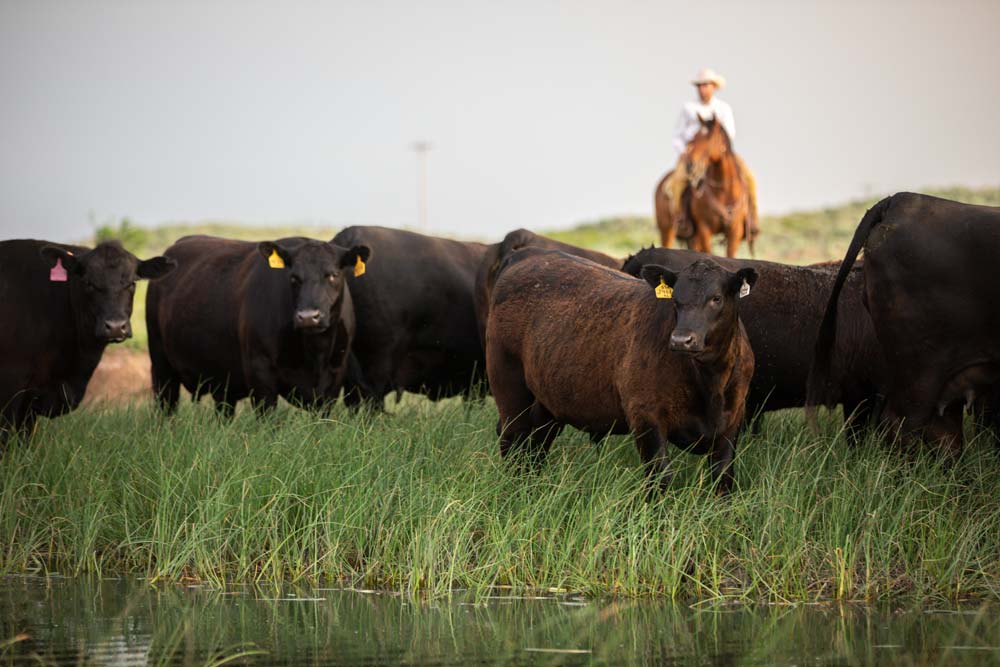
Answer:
top-left (49, 258), bottom-right (68, 282)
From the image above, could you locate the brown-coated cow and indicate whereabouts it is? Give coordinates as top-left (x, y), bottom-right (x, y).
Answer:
top-left (486, 249), bottom-right (757, 493)
top-left (622, 247), bottom-right (884, 439)
top-left (474, 228), bottom-right (620, 350)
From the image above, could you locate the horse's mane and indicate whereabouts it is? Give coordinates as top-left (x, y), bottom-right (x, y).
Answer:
top-left (694, 116), bottom-right (732, 154)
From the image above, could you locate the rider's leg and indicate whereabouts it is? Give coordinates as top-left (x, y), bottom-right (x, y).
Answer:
top-left (666, 160), bottom-right (689, 220)
top-left (734, 155), bottom-right (760, 239)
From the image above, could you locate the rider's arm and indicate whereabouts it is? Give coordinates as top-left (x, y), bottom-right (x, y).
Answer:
top-left (672, 105), bottom-right (695, 155)
top-left (717, 100), bottom-right (736, 145)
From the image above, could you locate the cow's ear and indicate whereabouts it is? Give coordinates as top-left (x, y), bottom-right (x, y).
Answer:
top-left (640, 264), bottom-right (678, 290)
top-left (339, 244), bottom-right (371, 268)
top-left (728, 267), bottom-right (758, 298)
top-left (340, 245), bottom-right (371, 278)
top-left (40, 245), bottom-right (82, 274)
top-left (137, 256), bottom-right (176, 280)
top-left (258, 241), bottom-right (291, 269)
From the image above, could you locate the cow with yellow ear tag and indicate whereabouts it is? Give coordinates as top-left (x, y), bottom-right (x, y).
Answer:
top-left (146, 235), bottom-right (370, 416)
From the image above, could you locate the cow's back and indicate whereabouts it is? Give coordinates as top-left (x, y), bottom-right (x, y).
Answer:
top-left (489, 250), bottom-right (679, 433)
top-left (474, 229), bottom-right (619, 349)
top-left (332, 226), bottom-right (487, 400)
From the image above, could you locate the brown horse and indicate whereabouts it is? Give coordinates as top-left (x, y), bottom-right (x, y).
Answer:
top-left (654, 117), bottom-right (754, 257)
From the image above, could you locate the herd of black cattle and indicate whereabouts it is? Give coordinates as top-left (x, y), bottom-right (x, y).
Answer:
top-left (2, 192), bottom-right (998, 493)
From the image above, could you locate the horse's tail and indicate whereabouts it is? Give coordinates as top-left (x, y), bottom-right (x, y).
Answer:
top-left (806, 195), bottom-right (894, 429)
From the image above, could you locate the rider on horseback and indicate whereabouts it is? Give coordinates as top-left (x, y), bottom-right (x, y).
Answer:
top-left (665, 68), bottom-right (759, 240)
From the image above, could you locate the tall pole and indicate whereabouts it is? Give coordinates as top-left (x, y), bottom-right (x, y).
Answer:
top-left (411, 141), bottom-right (431, 230)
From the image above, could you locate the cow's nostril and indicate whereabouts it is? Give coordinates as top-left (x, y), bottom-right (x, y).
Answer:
top-left (102, 320), bottom-right (130, 340)
top-left (295, 310), bottom-right (323, 327)
top-left (671, 333), bottom-right (692, 346)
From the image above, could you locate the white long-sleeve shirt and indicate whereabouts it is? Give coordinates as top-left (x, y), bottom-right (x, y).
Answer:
top-left (672, 97), bottom-right (736, 155)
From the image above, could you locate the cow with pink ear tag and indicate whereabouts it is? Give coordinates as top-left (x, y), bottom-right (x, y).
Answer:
top-left (0, 239), bottom-right (175, 444)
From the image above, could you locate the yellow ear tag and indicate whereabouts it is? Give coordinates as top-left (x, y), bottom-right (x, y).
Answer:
top-left (353, 255), bottom-right (366, 278)
top-left (267, 249), bottom-right (285, 269)
top-left (655, 277), bottom-right (673, 299)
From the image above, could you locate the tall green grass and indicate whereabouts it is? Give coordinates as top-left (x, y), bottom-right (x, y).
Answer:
top-left (2, 400), bottom-right (997, 602)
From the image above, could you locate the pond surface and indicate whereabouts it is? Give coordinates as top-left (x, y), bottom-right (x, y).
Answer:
top-left (1, 576), bottom-right (998, 666)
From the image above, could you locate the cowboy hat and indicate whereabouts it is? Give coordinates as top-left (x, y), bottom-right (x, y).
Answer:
top-left (691, 68), bottom-right (726, 89)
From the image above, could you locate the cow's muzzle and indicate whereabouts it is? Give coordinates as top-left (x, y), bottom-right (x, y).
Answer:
top-left (100, 319), bottom-right (131, 343)
top-left (669, 331), bottom-right (704, 354)
top-left (294, 309), bottom-right (328, 331)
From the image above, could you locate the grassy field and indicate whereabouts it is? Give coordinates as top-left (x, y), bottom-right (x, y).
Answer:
top-left (7, 185), bottom-right (996, 601)
top-left (2, 399), bottom-right (998, 602)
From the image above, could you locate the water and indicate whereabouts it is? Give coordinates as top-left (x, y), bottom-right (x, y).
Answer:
top-left (1, 576), bottom-right (998, 666)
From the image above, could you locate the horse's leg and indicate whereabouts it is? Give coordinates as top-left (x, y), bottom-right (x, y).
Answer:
top-left (726, 211), bottom-right (745, 258)
top-left (695, 219), bottom-right (713, 254)
top-left (659, 202), bottom-right (677, 248)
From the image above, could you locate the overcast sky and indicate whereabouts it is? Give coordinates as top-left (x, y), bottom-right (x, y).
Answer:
top-left (2, 0), bottom-right (998, 243)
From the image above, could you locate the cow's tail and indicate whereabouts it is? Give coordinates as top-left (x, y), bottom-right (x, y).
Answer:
top-left (806, 195), bottom-right (893, 429)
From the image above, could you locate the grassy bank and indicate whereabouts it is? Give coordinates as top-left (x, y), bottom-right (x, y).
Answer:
top-left (2, 400), bottom-right (998, 602)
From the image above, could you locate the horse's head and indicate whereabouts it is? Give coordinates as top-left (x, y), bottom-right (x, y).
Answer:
top-left (686, 116), bottom-right (732, 189)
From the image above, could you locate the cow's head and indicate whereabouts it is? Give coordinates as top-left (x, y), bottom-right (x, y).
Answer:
top-left (257, 239), bottom-right (370, 333)
top-left (41, 242), bottom-right (175, 343)
top-left (641, 259), bottom-right (756, 357)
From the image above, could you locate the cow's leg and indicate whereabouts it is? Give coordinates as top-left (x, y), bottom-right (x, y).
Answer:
top-left (884, 367), bottom-right (964, 455)
top-left (146, 307), bottom-right (180, 413)
top-left (842, 396), bottom-right (873, 447)
top-left (1, 398), bottom-right (35, 449)
top-left (351, 356), bottom-right (393, 411)
top-left (924, 402), bottom-right (964, 460)
top-left (342, 352), bottom-right (385, 411)
top-left (149, 351), bottom-right (180, 415)
top-left (525, 402), bottom-right (562, 468)
top-left (212, 391), bottom-right (237, 419)
top-left (249, 393), bottom-right (277, 416)
top-left (489, 353), bottom-right (535, 462)
top-left (634, 422), bottom-right (672, 492)
top-left (709, 431), bottom-right (738, 496)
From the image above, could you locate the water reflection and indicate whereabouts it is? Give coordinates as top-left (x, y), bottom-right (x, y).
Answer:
top-left (0, 576), bottom-right (997, 666)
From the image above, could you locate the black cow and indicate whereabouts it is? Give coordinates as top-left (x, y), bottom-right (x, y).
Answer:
top-left (146, 235), bottom-right (369, 415)
top-left (474, 228), bottom-right (621, 349)
top-left (809, 192), bottom-right (1000, 454)
top-left (622, 247), bottom-right (884, 438)
top-left (487, 249), bottom-right (756, 493)
top-left (0, 239), bottom-right (174, 442)
top-left (331, 226), bottom-right (487, 407)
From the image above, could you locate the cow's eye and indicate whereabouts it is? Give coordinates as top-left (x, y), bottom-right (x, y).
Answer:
top-left (711, 295), bottom-right (722, 305)
top-left (289, 275), bottom-right (302, 287)
top-left (326, 273), bottom-right (336, 283)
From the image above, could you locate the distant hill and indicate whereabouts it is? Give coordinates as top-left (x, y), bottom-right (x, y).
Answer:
top-left (99, 185), bottom-right (999, 267)
top-left (545, 185), bottom-right (1000, 265)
